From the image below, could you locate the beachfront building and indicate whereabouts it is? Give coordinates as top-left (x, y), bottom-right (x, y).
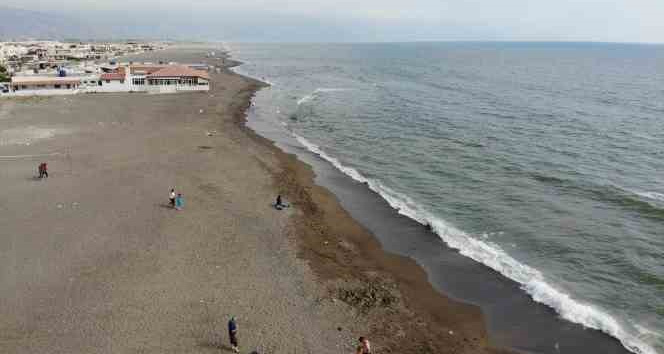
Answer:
top-left (1, 63), bottom-right (211, 97)
top-left (145, 66), bottom-right (210, 93)
top-left (90, 67), bottom-right (129, 93)
top-left (95, 64), bottom-right (210, 93)
top-left (83, 64), bottom-right (211, 94)
top-left (10, 76), bottom-right (81, 96)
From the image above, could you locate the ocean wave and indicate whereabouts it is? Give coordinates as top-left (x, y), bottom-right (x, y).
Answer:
top-left (296, 88), bottom-right (350, 106)
top-left (293, 133), bottom-right (657, 354)
top-left (529, 173), bottom-right (664, 219)
top-left (228, 64), bottom-right (276, 87)
top-left (632, 190), bottom-right (664, 202)
top-left (297, 94), bottom-right (316, 106)
top-left (594, 186), bottom-right (664, 220)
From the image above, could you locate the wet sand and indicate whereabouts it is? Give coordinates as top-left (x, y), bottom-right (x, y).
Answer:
top-left (0, 45), bottom-right (510, 354)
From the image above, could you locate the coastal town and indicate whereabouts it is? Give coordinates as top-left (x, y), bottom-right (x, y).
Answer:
top-left (0, 41), bottom-right (212, 96)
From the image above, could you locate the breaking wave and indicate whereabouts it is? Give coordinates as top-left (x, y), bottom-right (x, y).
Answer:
top-left (632, 190), bottom-right (664, 202)
top-left (297, 88), bottom-right (349, 106)
top-left (292, 133), bottom-right (657, 354)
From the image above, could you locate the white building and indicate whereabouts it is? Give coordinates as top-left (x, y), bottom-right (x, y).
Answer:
top-left (2, 63), bottom-right (210, 96)
top-left (9, 76), bottom-right (81, 96)
top-left (143, 65), bottom-right (210, 93)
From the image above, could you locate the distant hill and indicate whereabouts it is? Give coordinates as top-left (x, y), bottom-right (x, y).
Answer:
top-left (0, 6), bottom-right (100, 40)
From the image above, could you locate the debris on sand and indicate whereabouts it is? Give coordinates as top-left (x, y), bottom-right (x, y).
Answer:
top-left (334, 280), bottom-right (398, 313)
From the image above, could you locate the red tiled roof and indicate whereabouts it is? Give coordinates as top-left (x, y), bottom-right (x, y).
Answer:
top-left (100, 73), bottom-right (124, 80)
top-left (130, 65), bottom-right (167, 75)
top-left (146, 66), bottom-right (210, 80)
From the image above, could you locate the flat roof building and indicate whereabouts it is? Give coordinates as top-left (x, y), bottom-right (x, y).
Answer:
top-left (10, 76), bottom-right (81, 95)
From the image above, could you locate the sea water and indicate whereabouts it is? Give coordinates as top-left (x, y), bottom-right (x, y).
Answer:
top-left (228, 42), bottom-right (664, 354)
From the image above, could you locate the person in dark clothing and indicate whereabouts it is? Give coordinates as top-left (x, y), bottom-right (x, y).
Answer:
top-left (275, 195), bottom-right (289, 210)
top-left (169, 188), bottom-right (176, 208)
top-left (356, 336), bottom-right (371, 354)
top-left (228, 317), bottom-right (239, 353)
top-left (38, 162), bottom-right (48, 178)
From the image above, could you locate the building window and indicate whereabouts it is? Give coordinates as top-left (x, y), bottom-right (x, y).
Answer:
top-left (54, 84), bottom-right (61, 89)
top-left (106, 80), bottom-right (110, 83)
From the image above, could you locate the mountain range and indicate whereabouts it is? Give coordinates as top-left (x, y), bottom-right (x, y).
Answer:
top-left (0, 6), bottom-right (106, 40)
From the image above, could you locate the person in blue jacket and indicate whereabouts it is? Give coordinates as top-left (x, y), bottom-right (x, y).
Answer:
top-left (175, 193), bottom-right (184, 210)
top-left (228, 316), bottom-right (239, 353)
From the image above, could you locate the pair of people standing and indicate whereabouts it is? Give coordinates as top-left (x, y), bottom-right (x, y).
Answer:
top-left (169, 188), bottom-right (183, 210)
top-left (226, 317), bottom-right (369, 354)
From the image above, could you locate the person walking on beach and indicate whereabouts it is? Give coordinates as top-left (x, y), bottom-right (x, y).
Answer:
top-left (228, 316), bottom-right (239, 353)
top-left (356, 336), bottom-right (371, 354)
top-left (175, 193), bottom-right (184, 211)
top-left (169, 188), bottom-right (176, 208)
top-left (38, 162), bottom-right (48, 179)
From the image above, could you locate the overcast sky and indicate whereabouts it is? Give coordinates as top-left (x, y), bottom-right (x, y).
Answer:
top-left (4, 0), bottom-right (664, 42)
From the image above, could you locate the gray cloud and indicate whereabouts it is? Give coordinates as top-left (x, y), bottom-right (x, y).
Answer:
top-left (3, 0), bottom-right (663, 42)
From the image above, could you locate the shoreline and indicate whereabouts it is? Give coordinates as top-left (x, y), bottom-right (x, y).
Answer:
top-left (225, 45), bottom-right (639, 354)
top-left (0, 44), bottom-right (504, 353)
top-left (224, 62), bottom-right (513, 353)
top-left (0, 44), bottom-right (637, 353)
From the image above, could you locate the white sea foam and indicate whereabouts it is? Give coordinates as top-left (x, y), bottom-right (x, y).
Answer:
top-left (297, 94), bottom-right (316, 106)
top-left (634, 191), bottom-right (664, 202)
top-left (228, 64), bottom-right (276, 87)
top-left (314, 88), bottom-right (349, 93)
top-left (296, 88), bottom-right (350, 106)
top-left (293, 133), bottom-right (657, 354)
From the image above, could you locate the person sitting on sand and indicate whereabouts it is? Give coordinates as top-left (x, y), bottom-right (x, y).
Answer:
top-left (275, 195), bottom-right (289, 210)
top-left (356, 336), bottom-right (371, 354)
top-left (175, 193), bottom-right (184, 211)
top-left (228, 316), bottom-right (239, 353)
top-left (169, 188), bottom-right (176, 208)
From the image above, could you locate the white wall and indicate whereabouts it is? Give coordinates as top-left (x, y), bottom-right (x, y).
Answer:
top-left (146, 84), bottom-right (210, 94)
top-left (147, 85), bottom-right (177, 94)
top-left (88, 79), bottom-right (130, 93)
top-left (6, 88), bottom-right (80, 96)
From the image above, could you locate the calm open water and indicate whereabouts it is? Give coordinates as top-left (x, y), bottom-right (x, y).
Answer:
top-left (228, 42), bottom-right (664, 354)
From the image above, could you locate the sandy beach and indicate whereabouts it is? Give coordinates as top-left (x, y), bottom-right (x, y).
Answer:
top-left (0, 45), bottom-right (511, 354)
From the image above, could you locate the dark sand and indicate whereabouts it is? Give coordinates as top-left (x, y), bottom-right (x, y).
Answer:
top-left (0, 45), bottom-right (512, 354)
